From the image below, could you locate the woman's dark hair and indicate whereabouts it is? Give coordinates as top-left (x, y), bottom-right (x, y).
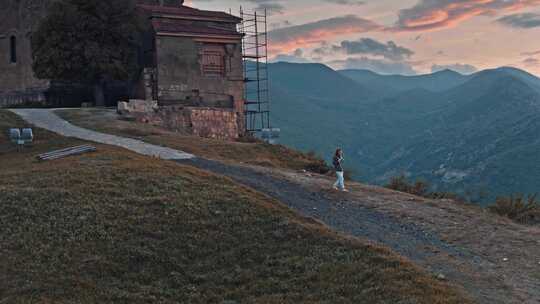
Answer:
top-left (334, 148), bottom-right (342, 158)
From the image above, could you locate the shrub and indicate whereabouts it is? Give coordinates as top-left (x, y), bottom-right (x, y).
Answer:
top-left (386, 175), bottom-right (409, 192)
top-left (237, 133), bottom-right (262, 143)
top-left (306, 150), bottom-right (318, 159)
top-left (385, 175), bottom-right (467, 201)
top-left (428, 191), bottom-right (461, 201)
top-left (344, 169), bottom-right (356, 181)
top-left (304, 159), bottom-right (331, 174)
top-left (489, 194), bottom-right (540, 225)
top-left (386, 174), bottom-right (430, 197)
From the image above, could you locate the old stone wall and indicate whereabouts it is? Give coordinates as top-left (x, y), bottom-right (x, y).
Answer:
top-left (189, 108), bottom-right (239, 139)
top-left (0, 0), bottom-right (52, 107)
top-left (130, 105), bottom-right (240, 140)
top-left (0, 0), bottom-right (154, 108)
top-left (155, 36), bottom-right (244, 112)
top-left (0, 90), bottom-right (46, 108)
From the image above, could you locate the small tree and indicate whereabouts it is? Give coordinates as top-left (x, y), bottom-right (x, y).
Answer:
top-left (31, 0), bottom-right (141, 106)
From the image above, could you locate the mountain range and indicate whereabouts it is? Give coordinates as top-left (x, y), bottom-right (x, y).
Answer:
top-left (264, 62), bottom-right (540, 203)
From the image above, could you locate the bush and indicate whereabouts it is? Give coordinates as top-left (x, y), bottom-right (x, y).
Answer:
top-left (386, 175), bottom-right (540, 226)
top-left (237, 133), bottom-right (262, 143)
top-left (489, 194), bottom-right (540, 225)
top-left (385, 175), bottom-right (466, 201)
top-left (386, 174), bottom-right (430, 197)
top-left (428, 191), bottom-right (461, 201)
top-left (305, 159), bottom-right (332, 175)
top-left (344, 169), bottom-right (356, 181)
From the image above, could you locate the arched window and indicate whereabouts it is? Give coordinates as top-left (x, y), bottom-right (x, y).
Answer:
top-left (9, 36), bottom-right (17, 63)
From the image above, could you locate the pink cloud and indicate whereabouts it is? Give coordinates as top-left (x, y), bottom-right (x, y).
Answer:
top-left (394, 0), bottom-right (540, 32)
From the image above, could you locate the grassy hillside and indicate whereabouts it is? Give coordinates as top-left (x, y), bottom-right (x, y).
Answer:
top-left (0, 110), bottom-right (471, 303)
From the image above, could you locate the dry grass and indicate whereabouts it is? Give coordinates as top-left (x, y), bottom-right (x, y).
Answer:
top-left (490, 194), bottom-right (540, 225)
top-left (385, 174), bottom-right (463, 202)
top-left (386, 174), bottom-right (430, 197)
top-left (55, 108), bottom-right (328, 172)
top-left (0, 110), bottom-right (471, 303)
top-left (385, 174), bottom-right (540, 226)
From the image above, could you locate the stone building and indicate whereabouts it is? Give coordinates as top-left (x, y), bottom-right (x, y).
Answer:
top-left (0, 0), bottom-right (51, 107)
top-left (131, 2), bottom-right (246, 138)
top-left (0, 0), bottom-right (246, 138)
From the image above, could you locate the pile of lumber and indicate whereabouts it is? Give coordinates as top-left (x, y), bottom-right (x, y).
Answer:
top-left (37, 145), bottom-right (97, 161)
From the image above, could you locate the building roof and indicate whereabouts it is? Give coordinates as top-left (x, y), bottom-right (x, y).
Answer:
top-left (151, 19), bottom-right (242, 38)
top-left (138, 4), bottom-right (241, 23)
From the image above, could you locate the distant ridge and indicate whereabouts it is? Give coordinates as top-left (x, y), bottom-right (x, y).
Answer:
top-left (266, 61), bottom-right (540, 202)
top-left (339, 68), bottom-right (470, 93)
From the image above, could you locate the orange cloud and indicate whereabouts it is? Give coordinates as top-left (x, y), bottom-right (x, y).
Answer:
top-left (394, 0), bottom-right (540, 32)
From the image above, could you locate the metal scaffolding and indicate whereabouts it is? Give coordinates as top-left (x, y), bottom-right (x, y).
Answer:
top-left (240, 8), bottom-right (270, 133)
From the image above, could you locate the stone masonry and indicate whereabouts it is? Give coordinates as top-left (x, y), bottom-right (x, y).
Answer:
top-left (0, 0), bottom-right (52, 107)
top-left (119, 101), bottom-right (240, 140)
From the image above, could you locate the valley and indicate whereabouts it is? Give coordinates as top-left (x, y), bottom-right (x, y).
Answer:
top-left (268, 62), bottom-right (540, 203)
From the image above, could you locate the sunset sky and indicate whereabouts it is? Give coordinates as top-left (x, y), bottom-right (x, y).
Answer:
top-left (186, 0), bottom-right (540, 76)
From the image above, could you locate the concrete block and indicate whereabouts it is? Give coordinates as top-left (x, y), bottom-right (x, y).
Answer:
top-left (117, 101), bottom-right (130, 114)
top-left (128, 99), bottom-right (158, 113)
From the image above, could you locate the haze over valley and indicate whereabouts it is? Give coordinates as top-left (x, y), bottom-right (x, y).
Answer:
top-left (267, 62), bottom-right (540, 203)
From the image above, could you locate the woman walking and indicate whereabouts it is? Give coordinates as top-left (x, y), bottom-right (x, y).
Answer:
top-left (332, 148), bottom-right (348, 192)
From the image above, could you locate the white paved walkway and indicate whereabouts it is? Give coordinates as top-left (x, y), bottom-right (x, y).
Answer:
top-left (10, 109), bottom-right (194, 160)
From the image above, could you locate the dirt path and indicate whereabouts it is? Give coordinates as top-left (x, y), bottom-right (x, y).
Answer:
top-left (9, 109), bottom-right (194, 160)
top-left (180, 158), bottom-right (540, 304)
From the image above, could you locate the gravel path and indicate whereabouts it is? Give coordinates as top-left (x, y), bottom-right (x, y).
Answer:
top-left (10, 109), bottom-right (194, 160)
top-left (179, 158), bottom-right (539, 304)
top-left (182, 158), bottom-right (468, 262)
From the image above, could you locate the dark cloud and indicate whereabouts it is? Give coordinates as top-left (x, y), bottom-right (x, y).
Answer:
top-left (270, 20), bottom-right (292, 30)
top-left (523, 57), bottom-right (540, 66)
top-left (272, 48), bottom-right (312, 63)
top-left (312, 38), bottom-right (416, 75)
top-left (312, 42), bottom-right (332, 57)
top-left (497, 13), bottom-right (540, 28)
top-left (393, 0), bottom-right (540, 31)
top-left (243, 0), bottom-right (285, 15)
top-left (325, 0), bottom-right (365, 5)
top-left (522, 50), bottom-right (540, 56)
top-left (268, 15), bottom-right (382, 53)
top-left (338, 38), bottom-right (414, 61)
top-left (312, 38), bottom-right (413, 61)
top-left (329, 57), bottom-right (418, 75)
top-left (431, 63), bottom-right (478, 74)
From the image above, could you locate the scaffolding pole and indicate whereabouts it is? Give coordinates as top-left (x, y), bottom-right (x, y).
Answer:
top-left (240, 7), bottom-right (271, 133)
